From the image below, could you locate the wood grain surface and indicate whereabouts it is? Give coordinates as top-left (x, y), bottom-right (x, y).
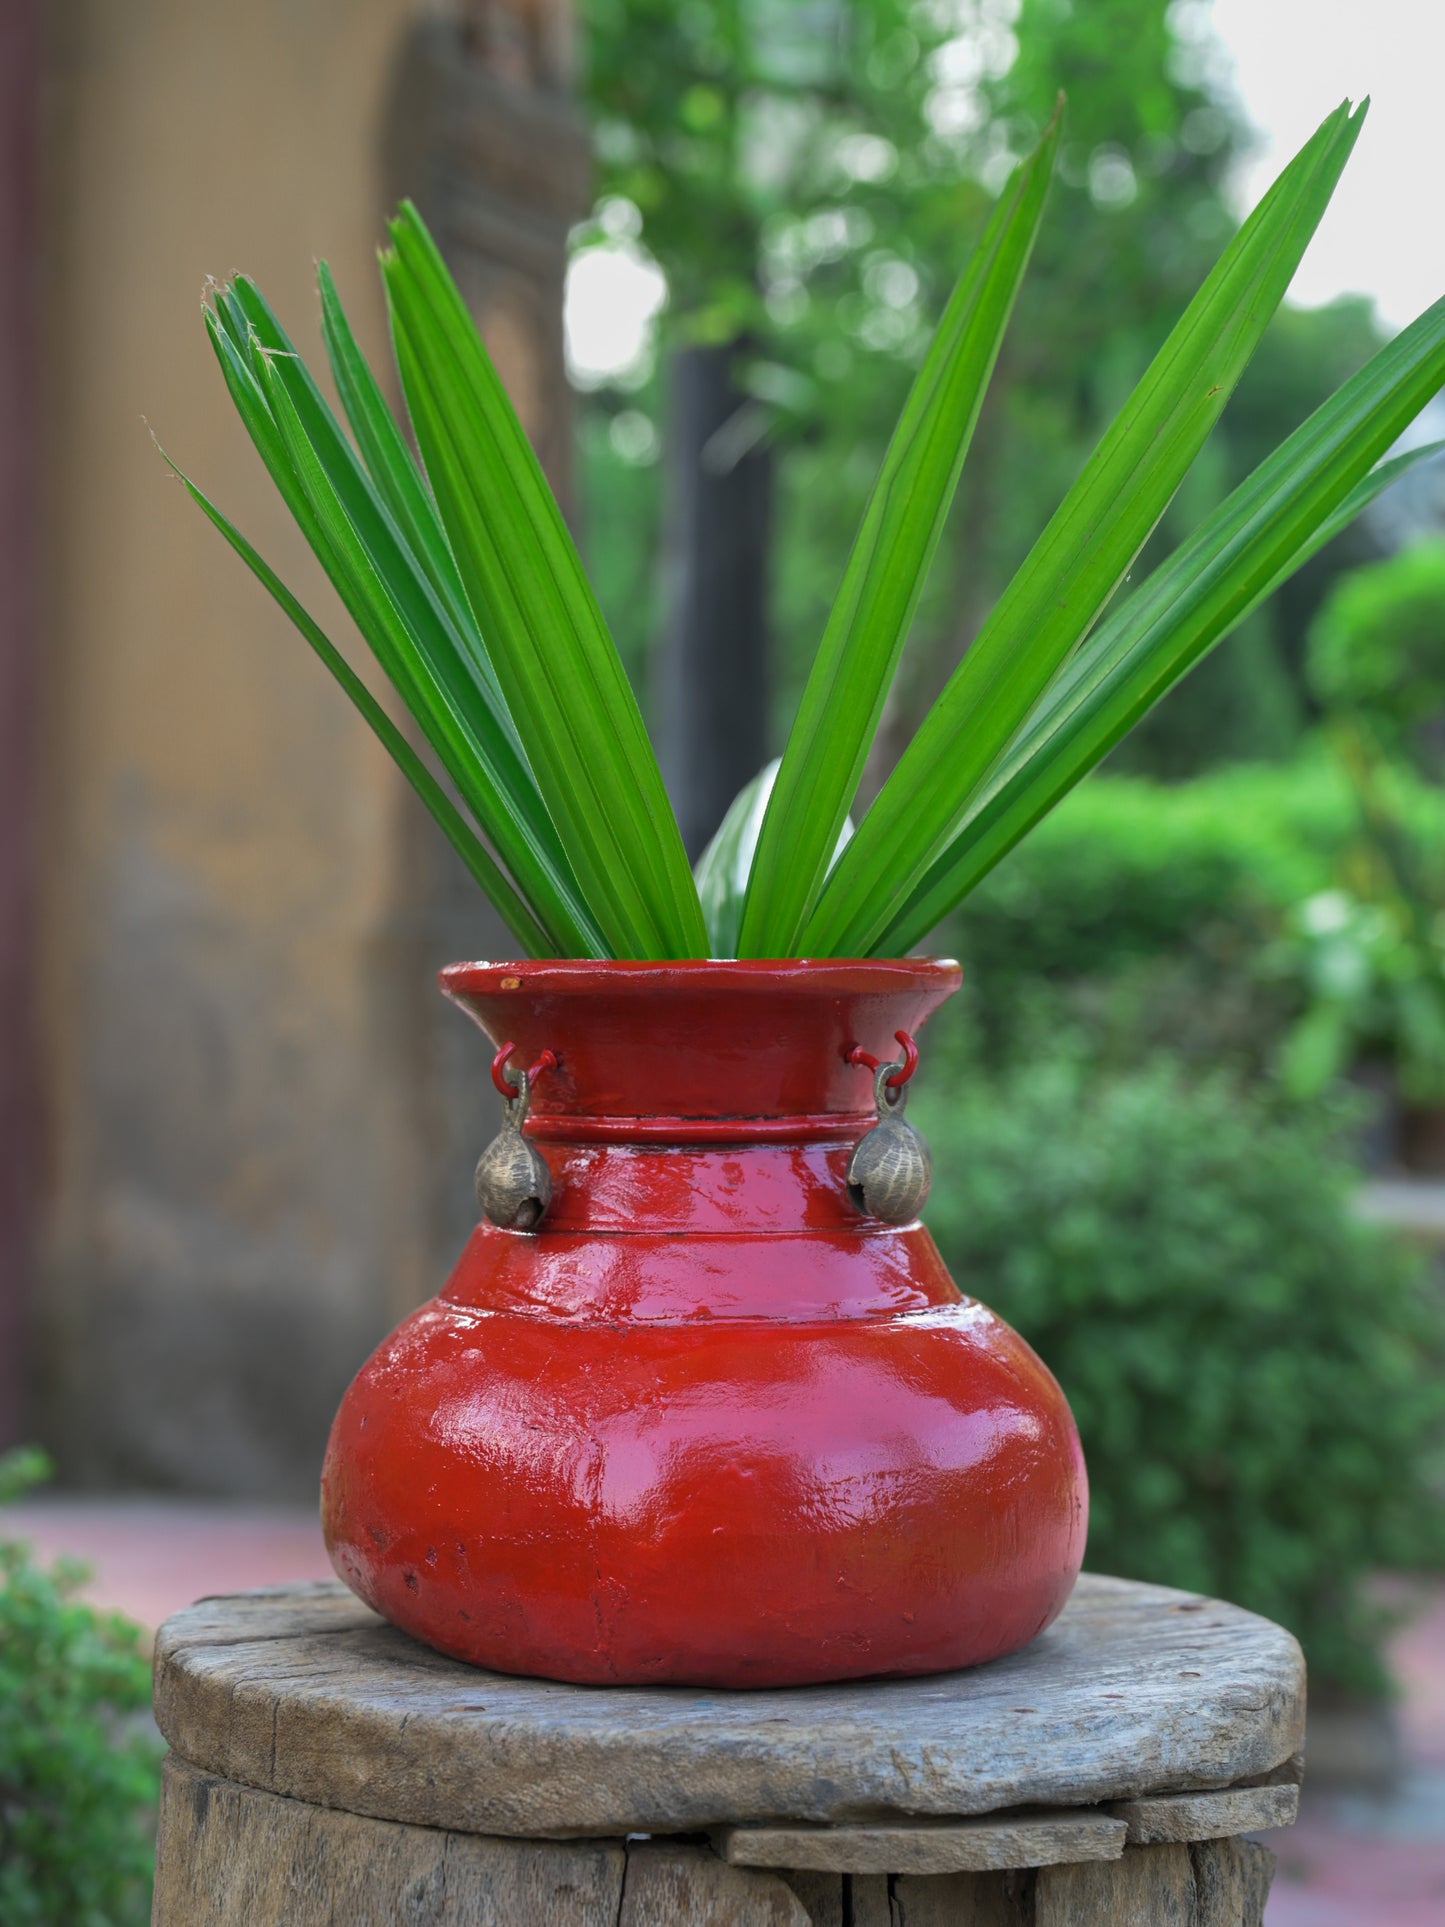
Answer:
top-left (714, 1811), bottom-right (1126, 1874)
top-left (152, 1574), bottom-right (1305, 1838)
top-left (1032, 1838), bottom-right (1275, 1927)
top-left (1035, 1843), bottom-right (1198, 1925)
top-left (1109, 1783), bottom-right (1298, 1844)
top-left (616, 1842), bottom-right (809, 1925)
top-left (151, 1758), bottom-right (626, 1926)
top-left (152, 1762), bottom-right (1281, 1924)
top-left (888, 1870), bottom-right (1037, 1926)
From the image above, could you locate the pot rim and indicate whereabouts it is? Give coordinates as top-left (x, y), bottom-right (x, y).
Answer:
top-left (439, 955), bottom-right (962, 1000)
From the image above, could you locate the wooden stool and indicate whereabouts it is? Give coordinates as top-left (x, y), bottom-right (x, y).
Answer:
top-left (151, 1573), bottom-right (1304, 1925)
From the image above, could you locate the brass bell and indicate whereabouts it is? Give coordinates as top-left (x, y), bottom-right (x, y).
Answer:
top-left (475, 1067), bottom-right (552, 1230)
top-left (847, 1063), bottom-right (932, 1225)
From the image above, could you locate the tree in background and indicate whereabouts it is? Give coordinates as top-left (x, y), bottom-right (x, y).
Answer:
top-left (581, 0), bottom-right (971, 852)
top-left (576, 0), bottom-right (1389, 837)
top-left (915, 0), bottom-right (1242, 704)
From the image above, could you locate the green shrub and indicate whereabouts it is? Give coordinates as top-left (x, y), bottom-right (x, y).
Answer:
top-left (1307, 538), bottom-right (1445, 745)
top-left (945, 761), bottom-right (1351, 985)
top-left (935, 757), bottom-right (1445, 1072)
top-left (915, 1056), bottom-right (1445, 1692)
top-left (0, 1450), bottom-right (161, 1926)
top-left (934, 765), bottom-right (1326, 1071)
top-left (1251, 736), bottom-right (1445, 1103)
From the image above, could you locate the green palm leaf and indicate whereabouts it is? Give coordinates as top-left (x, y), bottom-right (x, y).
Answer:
top-left (736, 109), bottom-right (1062, 958)
top-left (173, 468), bottom-right (555, 957)
top-left (874, 317), bottom-right (1445, 953)
top-left (202, 291), bottom-right (605, 955)
top-left (803, 101), bottom-right (1366, 956)
top-left (382, 203), bottom-right (708, 960)
top-left (314, 262), bottom-right (480, 648)
top-left (696, 761), bottom-right (854, 957)
top-left (694, 763), bottom-right (779, 960)
top-left (179, 97), bottom-right (1445, 970)
top-left (218, 276), bottom-right (533, 791)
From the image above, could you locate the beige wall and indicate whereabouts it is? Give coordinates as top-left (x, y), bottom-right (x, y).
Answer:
top-left (34, 1), bottom-right (579, 1494)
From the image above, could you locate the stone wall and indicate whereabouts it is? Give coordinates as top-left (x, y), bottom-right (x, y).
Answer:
top-left (1, 0), bottom-right (40, 1451)
top-left (31, 0), bottom-right (586, 1495)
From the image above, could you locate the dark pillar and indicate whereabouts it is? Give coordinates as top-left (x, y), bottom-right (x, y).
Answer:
top-left (0, 0), bottom-right (39, 1447)
top-left (658, 341), bottom-right (773, 861)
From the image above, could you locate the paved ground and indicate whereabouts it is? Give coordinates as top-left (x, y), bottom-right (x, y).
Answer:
top-left (4, 1496), bottom-right (1443, 1921)
top-left (1259, 1584), bottom-right (1445, 1926)
top-left (6, 1495), bottom-right (334, 1626)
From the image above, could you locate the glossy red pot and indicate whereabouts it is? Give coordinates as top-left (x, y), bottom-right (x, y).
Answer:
top-left (321, 959), bottom-right (1087, 1687)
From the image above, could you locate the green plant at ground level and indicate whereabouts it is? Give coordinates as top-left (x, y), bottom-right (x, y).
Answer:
top-left (1268, 728), bottom-right (1445, 1102)
top-left (936, 766), bottom-right (1314, 1075)
top-left (923, 754), bottom-right (1445, 1079)
top-left (177, 102), bottom-right (1445, 958)
top-left (0, 1449), bottom-right (162, 1926)
top-left (1307, 538), bottom-right (1445, 759)
top-left (913, 1059), bottom-right (1445, 1693)
top-left (949, 767), bottom-right (1324, 981)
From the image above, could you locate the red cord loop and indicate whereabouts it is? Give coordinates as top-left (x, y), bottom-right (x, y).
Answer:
top-left (844, 1029), bottom-right (919, 1089)
top-left (491, 1042), bottom-right (558, 1100)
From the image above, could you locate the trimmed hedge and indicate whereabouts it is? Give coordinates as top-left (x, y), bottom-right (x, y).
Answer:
top-left (0, 1451), bottom-right (162, 1926)
top-left (915, 1055), bottom-right (1445, 1692)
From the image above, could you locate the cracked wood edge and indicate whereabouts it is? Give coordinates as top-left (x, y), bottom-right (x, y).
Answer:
top-left (154, 1759), bottom-right (1286, 1924)
top-left (152, 1574), bottom-right (1305, 1838)
top-left (618, 1842), bottom-right (809, 1926)
top-left (713, 1811), bottom-right (1127, 1875)
top-left (1108, 1783), bottom-right (1299, 1844)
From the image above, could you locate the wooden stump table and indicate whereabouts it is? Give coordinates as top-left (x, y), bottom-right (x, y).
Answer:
top-left (151, 1574), bottom-right (1304, 1926)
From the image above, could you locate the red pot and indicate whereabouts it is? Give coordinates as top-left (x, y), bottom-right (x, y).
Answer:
top-left (321, 959), bottom-right (1087, 1687)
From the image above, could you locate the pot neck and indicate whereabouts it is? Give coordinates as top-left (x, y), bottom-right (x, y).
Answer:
top-left (440, 958), bottom-right (960, 1144)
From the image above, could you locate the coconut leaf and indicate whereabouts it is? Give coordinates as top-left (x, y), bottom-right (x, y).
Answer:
top-left (179, 97), bottom-right (1445, 971)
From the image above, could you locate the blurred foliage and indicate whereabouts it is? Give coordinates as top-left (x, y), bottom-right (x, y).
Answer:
top-left (579, 0), bottom-right (981, 683)
top-left (914, 1054), bottom-right (1445, 1692)
top-left (577, 0), bottom-right (1387, 773)
top-left (1275, 883), bottom-right (1445, 1104)
top-left (948, 765), bottom-right (1326, 980)
top-left (1307, 538), bottom-right (1445, 760)
top-left (935, 753), bottom-right (1445, 1094)
top-left (1267, 727), bottom-right (1445, 1103)
top-left (937, 759), bottom-right (1332, 1040)
top-left (1286, 539), bottom-right (1445, 1101)
top-left (583, 0), bottom-right (962, 338)
top-left (0, 1449), bottom-right (161, 1926)
top-left (578, 384), bottom-right (666, 687)
top-left (1115, 294), bottom-right (1387, 777)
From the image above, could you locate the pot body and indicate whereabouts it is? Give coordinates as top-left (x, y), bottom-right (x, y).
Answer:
top-left (322, 960), bottom-right (1087, 1687)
